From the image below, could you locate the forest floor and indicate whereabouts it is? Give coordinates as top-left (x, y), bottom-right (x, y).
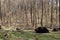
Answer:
top-left (0, 30), bottom-right (60, 40)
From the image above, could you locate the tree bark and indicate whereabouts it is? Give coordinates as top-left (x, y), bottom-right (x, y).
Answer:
top-left (41, 0), bottom-right (43, 27)
top-left (51, 0), bottom-right (53, 28)
top-left (59, 0), bottom-right (60, 28)
top-left (0, 0), bottom-right (1, 20)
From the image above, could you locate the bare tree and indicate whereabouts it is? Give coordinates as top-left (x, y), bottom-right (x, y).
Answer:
top-left (50, 0), bottom-right (53, 28)
top-left (0, 0), bottom-right (1, 20)
top-left (3, 0), bottom-right (6, 26)
top-left (41, 0), bottom-right (43, 27)
top-left (30, 1), bottom-right (33, 27)
top-left (0, 0), bottom-right (1, 19)
top-left (56, 0), bottom-right (58, 27)
top-left (46, 0), bottom-right (50, 28)
top-left (8, 0), bottom-right (11, 27)
top-left (59, 0), bottom-right (60, 28)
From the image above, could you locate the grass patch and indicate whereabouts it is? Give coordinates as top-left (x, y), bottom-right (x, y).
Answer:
top-left (0, 31), bottom-right (60, 40)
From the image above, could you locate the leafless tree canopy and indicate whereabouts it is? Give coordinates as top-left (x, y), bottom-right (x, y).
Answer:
top-left (0, 0), bottom-right (59, 30)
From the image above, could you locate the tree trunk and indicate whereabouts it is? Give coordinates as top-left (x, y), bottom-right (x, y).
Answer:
top-left (59, 0), bottom-right (60, 28)
top-left (56, 0), bottom-right (58, 27)
top-left (41, 0), bottom-right (43, 27)
top-left (51, 0), bottom-right (53, 28)
top-left (0, 0), bottom-right (1, 19)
